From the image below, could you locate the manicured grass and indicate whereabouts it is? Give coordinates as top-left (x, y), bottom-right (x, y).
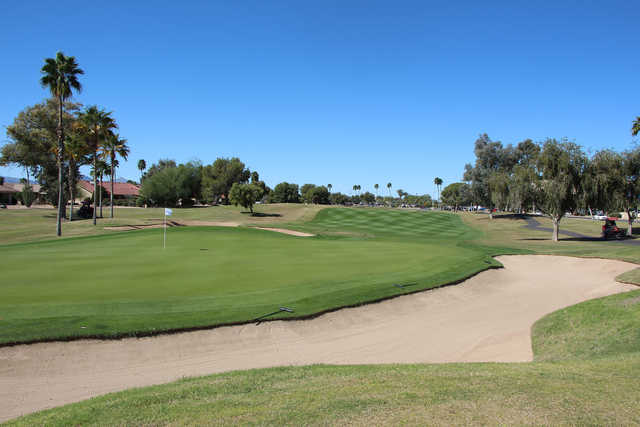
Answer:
top-left (9, 356), bottom-right (640, 425)
top-left (0, 211), bottom-right (501, 345)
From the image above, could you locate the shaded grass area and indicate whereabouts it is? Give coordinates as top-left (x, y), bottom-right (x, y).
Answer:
top-left (8, 356), bottom-right (640, 426)
top-left (0, 204), bottom-right (323, 244)
top-left (0, 211), bottom-right (507, 345)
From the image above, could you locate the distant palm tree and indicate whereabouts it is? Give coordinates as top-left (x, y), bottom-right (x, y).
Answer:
top-left (352, 185), bottom-right (357, 196)
top-left (633, 117), bottom-right (640, 136)
top-left (101, 133), bottom-right (130, 218)
top-left (327, 183), bottom-right (332, 193)
top-left (356, 185), bottom-right (361, 195)
top-left (40, 52), bottom-right (84, 236)
top-left (434, 177), bottom-right (443, 208)
top-left (138, 159), bottom-right (146, 183)
top-left (77, 106), bottom-right (117, 225)
top-left (64, 134), bottom-right (89, 221)
top-left (387, 182), bottom-right (392, 197)
top-left (374, 183), bottom-right (379, 199)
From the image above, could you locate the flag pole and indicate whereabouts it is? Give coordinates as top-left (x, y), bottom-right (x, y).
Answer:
top-left (163, 208), bottom-right (166, 249)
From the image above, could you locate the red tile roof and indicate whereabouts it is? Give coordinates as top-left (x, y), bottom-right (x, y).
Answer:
top-left (79, 180), bottom-right (140, 196)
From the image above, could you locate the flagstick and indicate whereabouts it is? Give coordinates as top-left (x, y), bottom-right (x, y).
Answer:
top-left (163, 208), bottom-right (166, 249)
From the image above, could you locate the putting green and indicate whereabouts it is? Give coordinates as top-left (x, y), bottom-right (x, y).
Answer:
top-left (0, 209), bottom-right (498, 345)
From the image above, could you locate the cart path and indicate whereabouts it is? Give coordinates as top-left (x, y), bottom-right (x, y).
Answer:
top-left (523, 216), bottom-right (640, 246)
top-left (1, 255), bottom-right (637, 422)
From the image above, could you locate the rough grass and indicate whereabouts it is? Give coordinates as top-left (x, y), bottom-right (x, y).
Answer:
top-left (0, 204), bottom-right (322, 244)
top-left (8, 356), bottom-right (640, 426)
top-left (0, 210), bottom-right (505, 345)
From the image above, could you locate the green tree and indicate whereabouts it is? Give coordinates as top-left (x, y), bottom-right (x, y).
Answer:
top-left (441, 183), bottom-right (472, 211)
top-left (101, 133), bottom-right (130, 218)
top-left (139, 162), bottom-right (201, 207)
top-left (269, 182), bottom-right (300, 203)
top-left (534, 139), bottom-right (587, 242)
top-left (329, 192), bottom-right (349, 205)
top-left (77, 106), bottom-right (117, 225)
top-left (201, 157), bottom-right (250, 204)
top-left (229, 182), bottom-right (264, 214)
top-left (64, 133), bottom-right (90, 220)
top-left (620, 147), bottom-right (640, 236)
top-left (361, 191), bottom-right (375, 204)
top-left (310, 186), bottom-right (331, 204)
top-left (433, 177), bottom-right (443, 208)
top-left (301, 184), bottom-right (317, 203)
top-left (137, 159), bottom-right (146, 183)
top-left (632, 117), bottom-right (640, 136)
top-left (40, 52), bottom-right (84, 236)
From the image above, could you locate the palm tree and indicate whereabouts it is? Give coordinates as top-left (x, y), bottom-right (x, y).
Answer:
top-left (387, 182), bottom-right (392, 197)
top-left (633, 117), bottom-right (640, 136)
top-left (101, 133), bottom-right (130, 218)
top-left (137, 159), bottom-right (146, 183)
top-left (77, 106), bottom-right (117, 225)
top-left (352, 185), bottom-right (357, 196)
top-left (356, 185), bottom-right (361, 195)
top-left (327, 183), bottom-right (332, 193)
top-left (374, 183), bottom-right (379, 199)
top-left (434, 177), bottom-right (443, 208)
top-left (40, 52), bottom-right (84, 236)
top-left (64, 134), bottom-right (89, 221)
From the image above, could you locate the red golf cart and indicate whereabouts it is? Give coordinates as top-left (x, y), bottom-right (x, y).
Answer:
top-left (601, 217), bottom-right (626, 240)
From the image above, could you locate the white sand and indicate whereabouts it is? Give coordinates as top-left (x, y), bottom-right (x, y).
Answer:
top-left (0, 255), bottom-right (636, 422)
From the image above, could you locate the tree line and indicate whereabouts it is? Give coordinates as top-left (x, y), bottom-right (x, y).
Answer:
top-left (459, 133), bottom-right (640, 241)
top-left (0, 52), bottom-right (131, 236)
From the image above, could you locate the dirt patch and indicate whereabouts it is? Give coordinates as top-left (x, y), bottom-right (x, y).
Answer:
top-left (251, 227), bottom-right (315, 237)
top-left (0, 255), bottom-right (636, 422)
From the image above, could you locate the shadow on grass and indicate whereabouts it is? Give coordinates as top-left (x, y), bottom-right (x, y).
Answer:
top-left (242, 212), bottom-right (282, 217)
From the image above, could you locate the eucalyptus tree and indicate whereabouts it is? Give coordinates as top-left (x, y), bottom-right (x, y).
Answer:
top-left (581, 149), bottom-right (624, 218)
top-left (40, 52), bottom-right (84, 236)
top-left (101, 133), bottom-right (130, 218)
top-left (77, 106), bottom-right (117, 225)
top-left (138, 159), bottom-right (146, 183)
top-left (534, 139), bottom-right (587, 242)
top-left (620, 147), bottom-right (640, 235)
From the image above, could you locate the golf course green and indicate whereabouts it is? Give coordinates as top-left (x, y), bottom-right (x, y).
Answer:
top-left (0, 209), bottom-right (505, 345)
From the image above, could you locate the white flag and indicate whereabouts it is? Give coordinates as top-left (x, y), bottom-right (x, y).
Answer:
top-left (165, 208), bottom-right (173, 216)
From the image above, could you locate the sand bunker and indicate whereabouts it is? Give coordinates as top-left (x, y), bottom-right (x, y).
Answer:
top-left (252, 227), bottom-right (315, 237)
top-left (0, 255), bottom-right (636, 421)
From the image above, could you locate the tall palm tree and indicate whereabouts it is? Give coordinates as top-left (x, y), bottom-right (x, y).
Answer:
top-left (633, 117), bottom-right (640, 136)
top-left (327, 183), bottom-right (332, 193)
top-left (352, 185), bottom-right (357, 196)
top-left (387, 182), bottom-right (392, 197)
top-left (77, 106), bottom-right (117, 225)
top-left (40, 52), bottom-right (84, 236)
top-left (95, 159), bottom-right (109, 218)
top-left (137, 159), bottom-right (146, 183)
top-left (434, 177), bottom-right (443, 208)
top-left (64, 134), bottom-right (89, 221)
top-left (374, 183), bottom-right (379, 198)
top-left (101, 133), bottom-right (130, 218)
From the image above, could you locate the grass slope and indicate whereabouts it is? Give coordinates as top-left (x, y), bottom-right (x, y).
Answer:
top-left (0, 210), bottom-right (503, 345)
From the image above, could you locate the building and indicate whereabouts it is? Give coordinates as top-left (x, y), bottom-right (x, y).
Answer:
top-left (78, 180), bottom-right (140, 202)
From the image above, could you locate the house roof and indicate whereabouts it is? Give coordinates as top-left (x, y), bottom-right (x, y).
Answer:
top-left (79, 180), bottom-right (140, 197)
top-left (8, 183), bottom-right (42, 193)
top-left (0, 183), bottom-right (16, 193)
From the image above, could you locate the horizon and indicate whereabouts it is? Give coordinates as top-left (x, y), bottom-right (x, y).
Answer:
top-left (2, 1), bottom-right (639, 197)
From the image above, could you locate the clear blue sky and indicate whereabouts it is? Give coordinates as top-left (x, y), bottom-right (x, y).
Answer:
top-left (1, 1), bottom-right (639, 197)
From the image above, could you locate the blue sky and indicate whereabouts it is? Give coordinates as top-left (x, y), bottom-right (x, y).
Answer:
top-left (1, 1), bottom-right (639, 197)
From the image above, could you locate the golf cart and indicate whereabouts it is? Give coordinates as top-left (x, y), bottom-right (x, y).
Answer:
top-left (601, 217), bottom-right (626, 240)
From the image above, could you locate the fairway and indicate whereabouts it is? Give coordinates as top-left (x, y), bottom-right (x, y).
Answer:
top-left (0, 209), bottom-right (496, 345)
